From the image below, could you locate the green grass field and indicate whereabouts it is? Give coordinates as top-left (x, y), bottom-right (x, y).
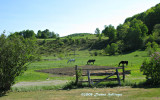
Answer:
top-left (2, 87), bottom-right (160, 100)
top-left (2, 49), bottom-right (160, 99)
top-left (15, 50), bottom-right (149, 83)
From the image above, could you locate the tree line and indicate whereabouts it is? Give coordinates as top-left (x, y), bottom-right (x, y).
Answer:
top-left (9, 29), bottom-right (59, 39)
top-left (125, 3), bottom-right (160, 34)
top-left (94, 3), bottom-right (160, 55)
top-left (95, 18), bottom-right (159, 55)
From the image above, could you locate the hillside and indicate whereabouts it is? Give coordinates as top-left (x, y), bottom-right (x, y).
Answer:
top-left (37, 34), bottom-right (109, 55)
top-left (125, 3), bottom-right (160, 34)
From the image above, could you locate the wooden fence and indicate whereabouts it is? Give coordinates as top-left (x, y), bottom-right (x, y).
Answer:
top-left (75, 65), bottom-right (131, 86)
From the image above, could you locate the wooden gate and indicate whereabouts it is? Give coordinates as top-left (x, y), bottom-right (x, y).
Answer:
top-left (75, 65), bottom-right (130, 86)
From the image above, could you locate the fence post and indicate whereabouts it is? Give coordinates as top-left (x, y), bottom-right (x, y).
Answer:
top-left (75, 65), bottom-right (78, 85)
top-left (122, 64), bottom-right (125, 82)
top-left (87, 70), bottom-right (91, 86)
top-left (116, 69), bottom-right (121, 86)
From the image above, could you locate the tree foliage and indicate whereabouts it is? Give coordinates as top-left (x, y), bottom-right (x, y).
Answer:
top-left (102, 24), bottom-right (117, 42)
top-left (125, 3), bottom-right (160, 34)
top-left (141, 52), bottom-right (160, 85)
top-left (117, 18), bottom-right (148, 51)
top-left (117, 23), bottom-right (130, 40)
top-left (146, 41), bottom-right (159, 56)
top-left (105, 43), bottom-right (118, 55)
top-left (9, 30), bottom-right (36, 38)
top-left (95, 28), bottom-right (100, 37)
top-left (37, 29), bottom-right (59, 39)
top-left (152, 24), bottom-right (160, 43)
top-left (0, 34), bottom-right (38, 92)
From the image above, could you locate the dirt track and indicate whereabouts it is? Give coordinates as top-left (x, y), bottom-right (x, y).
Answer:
top-left (12, 80), bottom-right (68, 87)
top-left (36, 65), bottom-right (118, 76)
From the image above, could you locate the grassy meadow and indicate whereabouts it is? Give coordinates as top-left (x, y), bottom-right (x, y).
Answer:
top-left (3, 44), bottom-right (160, 99)
top-left (15, 49), bottom-right (148, 83)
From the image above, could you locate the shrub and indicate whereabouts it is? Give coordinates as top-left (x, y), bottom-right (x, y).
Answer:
top-left (105, 43), bottom-right (118, 55)
top-left (75, 39), bottom-right (80, 45)
top-left (145, 42), bottom-right (159, 56)
top-left (59, 41), bottom-right (64, 46)
top-left (0, 34), bottom-right (38, 92)
top-left (140, 52), bottom-right (160, 85)
top-left (81, 38), bottom-right (86, 44)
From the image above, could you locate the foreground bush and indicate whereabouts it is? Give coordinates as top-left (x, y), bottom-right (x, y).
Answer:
top-left (0, 34), bottom-right (38, 92)
top-left (140, 52), bottom-right (160, 85)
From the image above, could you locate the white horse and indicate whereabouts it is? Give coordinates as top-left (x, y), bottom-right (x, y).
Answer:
top-left (67, 59), bottom-right (75, 63)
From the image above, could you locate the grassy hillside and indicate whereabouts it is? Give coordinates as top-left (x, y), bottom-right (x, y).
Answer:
top-left (37, 34), bottom-right (109, 55)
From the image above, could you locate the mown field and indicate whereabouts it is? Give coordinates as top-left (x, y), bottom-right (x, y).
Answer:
top-left (1, 49), bottom-right (160, 99)
top-left (1, 87), bottom-right (160, 100)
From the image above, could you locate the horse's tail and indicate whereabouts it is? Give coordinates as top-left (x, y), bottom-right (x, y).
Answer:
top-left (126, 61), bottom-right (128, 66)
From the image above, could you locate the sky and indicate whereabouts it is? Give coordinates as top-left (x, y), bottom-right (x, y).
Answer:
top-left (0, 0), bottom-right (160, 37)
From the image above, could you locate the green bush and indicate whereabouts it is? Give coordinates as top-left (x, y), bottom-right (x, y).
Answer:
top-left (105, 43), bottom-right (118, 55)
top-left (145, 42), bottom-right (159, 56)
top-left (140, 52), bottom-right (160, 85)
top-left (0, 34), bottom-right (38, 92)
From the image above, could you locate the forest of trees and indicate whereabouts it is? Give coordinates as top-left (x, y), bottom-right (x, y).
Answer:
top-left (9, 29), bottom-right (59, 39)
top-left (124, 3), bottom-right (160, 34)
top-left (102, 3), bottom-right (160, 55)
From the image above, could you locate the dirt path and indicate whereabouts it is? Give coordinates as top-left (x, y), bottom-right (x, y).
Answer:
top-left (12, 80), bottom-right (68, 87)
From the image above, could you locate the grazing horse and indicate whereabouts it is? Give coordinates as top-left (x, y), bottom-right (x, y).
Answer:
top-left (87, 59), bottom-right (96, 64)
top-left (119, 61), bottom-right (128, 66)
top-left (67, 59), bottom-right (75, 63)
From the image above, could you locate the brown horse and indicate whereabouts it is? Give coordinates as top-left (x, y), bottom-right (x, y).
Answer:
top-left (119, 61), bottom-right (128, 66)
top-left (87, 59), bottom-right (95, 64)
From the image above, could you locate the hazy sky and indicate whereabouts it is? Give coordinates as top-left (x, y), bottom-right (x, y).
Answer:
top-left (0, 0), bottom-right (159, 37)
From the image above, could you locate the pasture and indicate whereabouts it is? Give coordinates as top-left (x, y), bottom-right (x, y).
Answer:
top-left (14, 50), bottom-right (148, 83)
top-left (2, 49), bottom-right (160, 99)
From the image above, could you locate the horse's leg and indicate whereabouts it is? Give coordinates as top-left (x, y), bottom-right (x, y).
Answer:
top-left (119, 62), bottom-right (121, 66)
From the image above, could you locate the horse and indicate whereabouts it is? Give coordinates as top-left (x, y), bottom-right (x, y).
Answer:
top-left (119, 61), bottom-right (128, 66)
top-left (67, 59), bottom-right (75, 63)
top-left (87, 59), bottom-right (96, 64)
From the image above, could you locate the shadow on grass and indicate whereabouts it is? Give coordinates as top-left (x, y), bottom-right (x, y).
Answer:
top-left (0, 91), bottom-right (7, 97)
top-left (62, 79), bottom-right (160, 90)
top-left (62, 81), bottom-right (121, 90)
top-left (132, 80), bottom-right (160, 88)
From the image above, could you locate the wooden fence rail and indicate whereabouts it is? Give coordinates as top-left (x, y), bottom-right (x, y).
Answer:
top-left (75, 65), bottom-right (130, 86)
